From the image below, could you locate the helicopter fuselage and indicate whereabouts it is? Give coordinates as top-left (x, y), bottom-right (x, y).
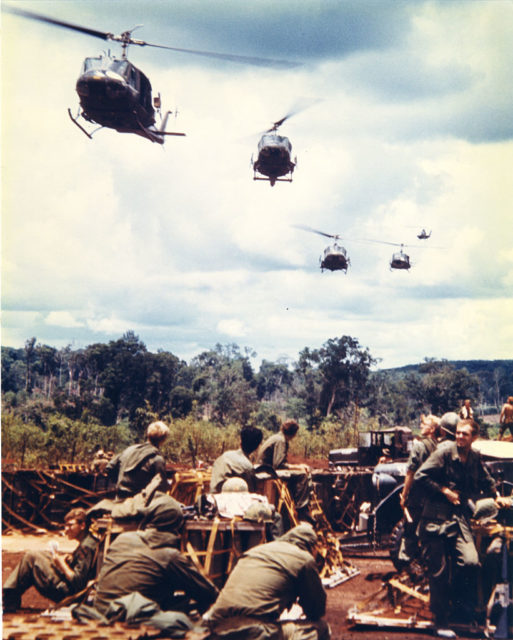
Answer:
top-left (75, 56), bottom-right (156, 132)
top-left (390, 251), bottom-right (411, 270)
top-left (320, 243), bottom-right (349, 273)
top-left (253, 133), bottom-right (295, 186)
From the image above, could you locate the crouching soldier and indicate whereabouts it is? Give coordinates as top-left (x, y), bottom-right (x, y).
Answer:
top-left (203, 523), bottom-right (330, 639)
top-left (93, 493), bottom-right (218, 618)
top-left (3, 508), bottom-right (98, 612)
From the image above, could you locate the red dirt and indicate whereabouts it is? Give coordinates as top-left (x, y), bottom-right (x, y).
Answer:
top-left (2, 534), bottom-right (440, 640)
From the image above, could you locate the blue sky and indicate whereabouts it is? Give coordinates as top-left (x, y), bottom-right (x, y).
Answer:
top-left (2, 0), bottom-right (512, 369)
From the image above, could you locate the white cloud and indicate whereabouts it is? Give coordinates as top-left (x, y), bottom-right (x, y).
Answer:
top-left (2, 1), bottom-right (512, 369)
top-left (45, 311), bottom-right (84, 329)
top-left (217, 319), bottom-right (249, 337)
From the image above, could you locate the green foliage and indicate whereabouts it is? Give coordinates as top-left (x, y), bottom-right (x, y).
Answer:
top-left (1, 411), bottom-right (46, 467)
top-left (2, 333), bottom-right (511, 470)
top-left (161, 417), bottom-right (241, 467)
top-left (1, 409), bottom-right (133, 468)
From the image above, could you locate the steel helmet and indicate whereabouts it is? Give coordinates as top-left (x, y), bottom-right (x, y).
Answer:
top-left (243, 502), bottom-right (274, 523)
top-left (221, 477), bottom-right (249, 493)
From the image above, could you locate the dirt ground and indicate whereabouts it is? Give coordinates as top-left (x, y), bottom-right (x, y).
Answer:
top-left (0, 532), bottom-right (455, 640)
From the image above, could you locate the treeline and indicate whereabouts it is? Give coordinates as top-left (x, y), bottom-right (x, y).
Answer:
top-left (1, 331), bottom-right (511, 467)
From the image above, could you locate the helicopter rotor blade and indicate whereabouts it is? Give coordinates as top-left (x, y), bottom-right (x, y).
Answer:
top-left (267, 98), bottom-right (322, 131)
top-left (353, 237), bottom-right (443, 249)
top-left (136, 42), bottom-right (300, 69)
top-left (292, 224), bottom-right (340, 240)
top-left (4, 5), bottom-right (113, 41)
top-left (3, 4), bottom-right (300, 70)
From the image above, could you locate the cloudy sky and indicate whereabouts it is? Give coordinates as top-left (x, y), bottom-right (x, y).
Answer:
top-left (2, 0), bottom-right (512, 370)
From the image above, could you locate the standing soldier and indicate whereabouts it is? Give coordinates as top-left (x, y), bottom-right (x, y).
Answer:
top-left (398, 414), bottom-right (440, 567)
top-left (459, 398), bottom-right (474, 420)
top-left (414, 419), bottom-right (498, 638)
top-left (498, 396), bottom-right (513, 440)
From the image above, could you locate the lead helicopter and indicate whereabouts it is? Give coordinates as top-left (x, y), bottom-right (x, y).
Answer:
top-left (252, 114), bottom-right (297, 186)
top-left (5, 5), bottom-right (299, 144)
top-left (417, 229), bottom-right (432, 240)
top-left (293, 225), bottom-right (351, 272)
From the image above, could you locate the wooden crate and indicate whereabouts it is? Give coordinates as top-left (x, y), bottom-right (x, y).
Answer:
top-left (182, 517), bottom-right (266, 587)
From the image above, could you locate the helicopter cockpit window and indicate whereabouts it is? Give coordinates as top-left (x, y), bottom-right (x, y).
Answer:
top-left (258, 134), bottom-right (292, 153)
top-left (82, 57), bottom-right (102, 72)
top-left (110, 60), bottom-right (130, 78)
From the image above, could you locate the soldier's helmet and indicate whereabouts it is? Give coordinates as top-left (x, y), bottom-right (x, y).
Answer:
top-left (472, 497), bottom-right (498, 521)
top-left (221, 477), bottom-right (249, 493)
top-left (440, 412), bottom-right (459, 439)
top-left (243, 502), bottom-right (274, 523)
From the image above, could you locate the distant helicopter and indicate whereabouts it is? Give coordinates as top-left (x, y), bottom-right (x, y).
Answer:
top-left (5, 5), bottom-right (298, 144)
top-left (417, 229), bottom-right (432, 240)
top-left (294, 225), bottom-right (429, 272)
top-left (389, 245), bottom-right (411, 270)
top-left (293, 225), bottom-right (350, 273)
top-left (252, 114), bottom-right (297, 186)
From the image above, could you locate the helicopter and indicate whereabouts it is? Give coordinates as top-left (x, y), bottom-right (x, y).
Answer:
top-left (5, 5), bottom-right (299, 144)
top-left (389, 245), bottom-right (411, 270)
top-left (294, 225), bottom-right (431, 272)
top-left (417, 229), bottom-right (432, 240)
top-left (252, 114), bottom-right (297, 186)
top-left (293, 225), bottom-right (350, 273)
top-left (361, 239), bottom-right (414, 270)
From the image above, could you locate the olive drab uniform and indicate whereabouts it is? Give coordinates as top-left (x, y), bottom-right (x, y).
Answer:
top-left (398, 435), bottom-right (437, 564)
top-left (210, 448), bottom-right (257, 494)
top-left (414, 441), bottom-right (496, 626)
top-left (3, 533), bottom-right (98, 610)
top-left (256, 432), bottom-right (312, 514)
top-left (106, 442), bottom-right (168, 499)
top-left (93, 528), bottom-right (218, 616)
top-left (204, 524), bottom-right (330, 640)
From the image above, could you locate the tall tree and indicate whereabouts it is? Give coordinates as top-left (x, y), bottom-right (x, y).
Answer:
top-left (24, 337), bottom-right (36, 393)
top-left (299, 336), bottom-right (376, 419)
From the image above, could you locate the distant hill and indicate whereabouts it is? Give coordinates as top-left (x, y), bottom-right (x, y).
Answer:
top-left (380, 359), bottom-right (513, 410)
top-left (382, 359), bottom-right (513, 376)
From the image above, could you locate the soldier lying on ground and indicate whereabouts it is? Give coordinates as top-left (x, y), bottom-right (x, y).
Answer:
top-left (203, 522), bottom-right (330, 639)
top-left (3, 508), bottom-right (98, 612)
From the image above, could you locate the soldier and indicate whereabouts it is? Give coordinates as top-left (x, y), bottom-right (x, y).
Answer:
top-left (414, 419), bottom-right (498, 637)
top-left (398, 414), bottom-right (440, 566)
top-left (256, 420), bottom-right (312, 521)
top-left (459, 398), bottom-right (474, 420)
top-left (203, 523), bottom-right (330, 639)
top-left (93, 493), bottom-right (218, 617)
top-left (3, 508), bottom-right (98, 612)
top-left (498, 396), bottom-right (513, 440)
top-left (106, 420), bottom-right (169, 499)
top-left (209, 426), bottom-right (263, 494)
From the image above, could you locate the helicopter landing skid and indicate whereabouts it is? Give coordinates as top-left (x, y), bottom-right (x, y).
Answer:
top-left (253, 176), bottom-right (293, 184)
top-left (68, 108), bottom-right (94, 139)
